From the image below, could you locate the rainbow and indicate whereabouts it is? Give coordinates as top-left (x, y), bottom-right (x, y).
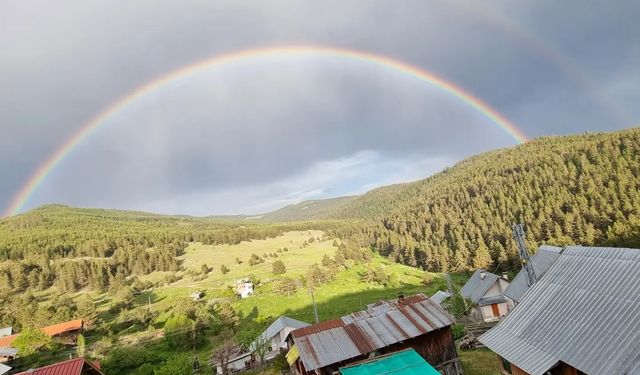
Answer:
top-left (4, 45), bottom-right (528, 217)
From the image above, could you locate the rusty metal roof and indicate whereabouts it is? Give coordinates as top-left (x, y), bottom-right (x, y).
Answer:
top-left (291, 293), bottom-right (455, 371)
top-left (480, 246), bottom-right (640, 375)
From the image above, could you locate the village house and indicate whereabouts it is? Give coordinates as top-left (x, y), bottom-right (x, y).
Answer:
top-left (0, 319), bottom-right (84, 348)
top-left (213, 316), bottom-right (309, 374)
top-left (480, 246), bottom-right (640, 375)
top-left (286, 293), bottom-right (461, 375)
top-left (460, 269), bottom-right (513, 322)
top-left (338, 349), bottom-right (440, 375)
top-left (504, 245), bottom-right (562, 304)
top-left (236, 279), bottom-right (254, 298)
top-left (15, 357), bottom-right (104, 375)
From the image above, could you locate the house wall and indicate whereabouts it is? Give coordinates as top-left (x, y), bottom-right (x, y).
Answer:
top-left (479, 302), bottom-right (510, 320)
top-left (216, 354), bottom-right (252, 374)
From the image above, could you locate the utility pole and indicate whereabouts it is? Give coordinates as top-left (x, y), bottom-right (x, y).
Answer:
top-left (512, 224), bottom-right (537, 287)
top-left (311, 291), bottom-right (319, 324)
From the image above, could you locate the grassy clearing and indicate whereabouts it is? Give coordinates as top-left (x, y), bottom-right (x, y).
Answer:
top-left (459, 349), bottom-right (501, 375)
top-left (235, 255), bottom-right (443, 325)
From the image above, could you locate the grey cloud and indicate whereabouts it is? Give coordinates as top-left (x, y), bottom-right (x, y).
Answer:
top-left (2, 0), bottom-right (639, 215)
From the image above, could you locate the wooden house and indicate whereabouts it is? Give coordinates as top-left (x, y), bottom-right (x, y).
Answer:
top-left (480, 246), bottom-right (640, 374)
top-left (460, 269), bottom-right (513, 322)
top-left (0, 319), bottom-right (83, 349)
top-left (286, 293), bottom-right (461, 375)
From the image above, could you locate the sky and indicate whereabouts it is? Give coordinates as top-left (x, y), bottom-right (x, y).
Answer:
top-left (1, 0), bottom-right (639, 216)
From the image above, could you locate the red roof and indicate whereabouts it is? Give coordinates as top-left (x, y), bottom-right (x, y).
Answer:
top-left (0, 319), bottom-right (83, 348)
top-left (15, 357), bottom-right (103, 375)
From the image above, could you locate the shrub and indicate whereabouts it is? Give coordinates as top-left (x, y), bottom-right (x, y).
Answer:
top-left (273, 277), bottom-right (298, 296)
top-left (248, 254), bottom-right (264, 266)
top-left (164, 314), bottom-right (195, 348)
top-left (220, 264), bottom-right (230, 274)
top-left (272, 260), bottom-right (286, 275)
top-left (13, 327), bottom-right (52, 356)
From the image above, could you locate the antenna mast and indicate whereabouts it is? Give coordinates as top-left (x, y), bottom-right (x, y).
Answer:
top-left (512, 224), bottom-right (537, 287)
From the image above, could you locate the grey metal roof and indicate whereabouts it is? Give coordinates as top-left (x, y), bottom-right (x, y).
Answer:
top-left (430, 290), bottom-right (451, 305)
top-left (0, 347), bottom-right (17, 357)
top-left (0, 328), bottom-right (11, 338)
top-left (250, 316), bottom-right (309, 351)
top-left (477, 295), bottom-right (506, 306)
top-left (460, 269), bottom-right (500, 303)
top-left (504, 245), bottom-right (562, 303)
top-left (291, 294), bottom-right (455, 371)
top-left (479, 246), bottom-right (640, 375)
top-left (0, 363), bottom-right (10, 375)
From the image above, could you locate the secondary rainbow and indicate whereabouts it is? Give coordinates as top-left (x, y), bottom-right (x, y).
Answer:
top-left (4, 45), bottom-right (528, 217)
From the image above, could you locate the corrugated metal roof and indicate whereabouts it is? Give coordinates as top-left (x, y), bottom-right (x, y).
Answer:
top-left (0, 347), bottom-right (17, 357)
top-left (250, 316), bottom-right (309, 351)
top-left (504, 245), bottom-right (562, 303)
top-left (0, 363), bottom-right (10, 375)
top-left (291, 293), bottom-right (455, 371)
top-left (0, 327), bottom-right (12, 338)
top-left (16, 358), bottom-right (102, 375)
top-left (430, 290), bottom-right (451, 305)
top-left (479, 246), bottom-right (640, 375)
top-left (477, 295), bottom-right (506, 306)
top-left (460, 269), bottom-right (500, 303)
top-left (339, 349), bottom-right (440, 375)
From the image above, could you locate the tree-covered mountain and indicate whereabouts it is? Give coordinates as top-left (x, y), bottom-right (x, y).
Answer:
top-left (0, 204), bottom-right (343, 294)
top-left (2, 128), bottom-right (640, 293)
top-left (332, 128), bottom-right (640, 272)
top-left (253, 196), bottom-right (357, 222)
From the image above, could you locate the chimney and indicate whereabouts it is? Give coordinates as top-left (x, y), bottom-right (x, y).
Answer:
top-left (480, 270), bottom-right (486, 279)
top-left (397, 294), bottom-right (405, 305)
top-left (502, 272), bottom-right (509, 280)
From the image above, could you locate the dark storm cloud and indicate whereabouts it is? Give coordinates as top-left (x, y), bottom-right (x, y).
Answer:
top-left (1, 0), bottom-right (639, 215)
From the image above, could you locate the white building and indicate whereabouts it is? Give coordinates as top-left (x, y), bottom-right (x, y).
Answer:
top-left (460, 269), bottom-right (513, 322)
top-left (236, 280), bottom-right (254, 298)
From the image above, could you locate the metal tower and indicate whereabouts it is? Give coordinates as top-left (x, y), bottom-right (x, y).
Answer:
top-left (512, 224), bottom-right (537, 287)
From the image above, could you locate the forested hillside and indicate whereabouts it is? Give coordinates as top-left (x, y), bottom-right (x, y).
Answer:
top-left (3, 128), bottom-right (640, 295)
top-left (0, 205), bottom-right (343, 294)
top-left (255, 196), bottom-right (357, 222)
top-left (335, 128), bottom-right (640, 272)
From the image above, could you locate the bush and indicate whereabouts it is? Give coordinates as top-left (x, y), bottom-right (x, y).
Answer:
top-left (154, 354), bottom-right (192, 375)
top-left (220, 264), bottom-right (230, 274)
top-left (164, 314), bottom-right (195, 348)
top-left (12, 327), bottom-right (53, 356)
top-left (451, 324), bottom-right (466, 340)
top-left (248, 253), bottom-right (264, 266)
top-left (306, 264), bottom-right (335, 290)
top-left (103, 346), bottom-right (160, 373)
top-left (273, 277), bottom-right (298, 296)
top-left (422, 272), bottom-right (434, 286)
top-left (272, 260), bottom-right (286, 275)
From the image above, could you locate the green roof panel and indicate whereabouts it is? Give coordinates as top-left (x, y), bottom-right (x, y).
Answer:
top-left (339, 349), bottom-right (440, 375)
